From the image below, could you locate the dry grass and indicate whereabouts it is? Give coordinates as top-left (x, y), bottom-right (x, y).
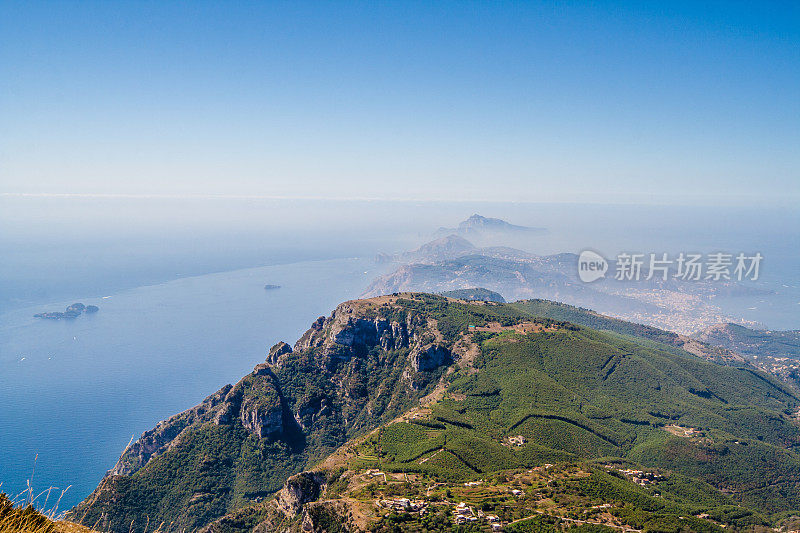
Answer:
top-left (1, 472), bottom-right (95, 533)
top-left (0, 491), bottom-right (93, 533)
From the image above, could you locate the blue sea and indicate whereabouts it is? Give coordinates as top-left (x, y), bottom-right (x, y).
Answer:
top-left (0, 196), bottom-right (798, 510)
top-left (0, 257), bottom-right (396, 508)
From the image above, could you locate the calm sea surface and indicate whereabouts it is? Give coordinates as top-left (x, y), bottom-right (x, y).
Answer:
top-left (0, 257), bottom-right (387, 509)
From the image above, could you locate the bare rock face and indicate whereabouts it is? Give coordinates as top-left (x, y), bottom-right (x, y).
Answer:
top-left (267, 341), bottom-right (293, 366)
top-left (237, 363), bottom-right (290, 439)
top-left (300, 501), bottom-right (353, 533)
top-left (330, 317), bottom-right (389, 348)
top-left (386, 320), bottom-right (410, 349)
top-left (326, 307), bottom-right (421, 353)
top-left (412, 343), bottom-right (451, 371)
top-left (245, 472), bottom-right (347, 533)
top-left (291, 301), bottom-right (453, 386)
top-left (213, 386), bottom-right (242, 425)
top-left (310, 316), bottom-right (326, 331)
top-left (293, 316), bottom-right (328, 352)
top-left (275, 471), bottom-right (326, 516)
top-left (239, 395), bottom-right (284, 438)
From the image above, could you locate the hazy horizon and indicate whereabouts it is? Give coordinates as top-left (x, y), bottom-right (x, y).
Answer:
top-left (2, 194), bottom-right (798, 322)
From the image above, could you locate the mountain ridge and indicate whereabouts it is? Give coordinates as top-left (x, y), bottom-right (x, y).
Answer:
top-left (70, 294), bottom-right (800, 532)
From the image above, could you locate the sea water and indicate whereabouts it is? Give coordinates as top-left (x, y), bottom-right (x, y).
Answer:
top-left (0, 257), bottom-right (390, 509)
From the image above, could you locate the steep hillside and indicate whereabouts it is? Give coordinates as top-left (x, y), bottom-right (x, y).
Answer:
top-left (71, 295), bottom-right (800, 532)
top-left (695, 323), bottom-right (800, 360)
top-left (511, 300), bottom-right (746, 366)
top-left (69, 296), bottom-right (454, 532)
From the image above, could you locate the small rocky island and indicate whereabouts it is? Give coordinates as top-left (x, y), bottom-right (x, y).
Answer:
top-left (34, 302), bottom-right (99, 320)
top-left (264, 284), bottom-right (281, 290)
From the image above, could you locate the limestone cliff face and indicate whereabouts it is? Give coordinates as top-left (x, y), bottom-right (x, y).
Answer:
top-left (239, 394), bottom-right (284, 438)
top-left (327, 315), bottom-right (414, 352)
top-left (202, 471), bottom-right (350, 533)
top-left (267, 341), bottom-right (293, 366)
top-left (272, 473), bottom-right (355, 533)
top-left (412, 343), bottom-right (450, 372)
top-left (294, 299), bottom-right (441, 362)
top-left (275, 471), bottom-right (326, 515)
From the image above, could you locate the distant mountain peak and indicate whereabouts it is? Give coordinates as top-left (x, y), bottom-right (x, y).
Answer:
top-left (460, 213), bottom-right (505, 227)
top-left (416, 233), bottom-right (474, 251)
top-left (437, 214), bottom-right (544, 236)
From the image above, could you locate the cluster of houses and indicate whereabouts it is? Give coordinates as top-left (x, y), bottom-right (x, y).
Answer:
top-left (378, 496), bottom-right (506, 530)
top-left (379, 497), bottom-right (427, 514)
top-left (617, 468), bottom-right (665, 486)
top-left (453, 502), bottom-right (502, 530)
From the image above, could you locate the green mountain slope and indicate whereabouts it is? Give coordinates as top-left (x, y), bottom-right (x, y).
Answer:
top-left (70, 294), bottom-right (800, 532)
top-left (382, 325), bottom-right (800, 509)
top-left (511, 299), bottom-right (748, 366)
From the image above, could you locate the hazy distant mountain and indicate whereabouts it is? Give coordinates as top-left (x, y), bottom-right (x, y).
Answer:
top-left (376, 233), bottom-right (539, 265)
top-left (435, 213), bottom-right (545, 237)
top-left (368, 223), bottom-right (765, 336)
top-left (376, 234), bottom-right (477, 264)
top-left (363, 252), bottom-right (664, 318)
top-left (694, 323), bottom-right (800, 389)
top-left (695, 323), bottom-right (800, 360)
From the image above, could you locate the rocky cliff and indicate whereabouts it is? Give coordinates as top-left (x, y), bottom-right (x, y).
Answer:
top-left (70, 295), bottom-right (452, 533)
top-left (70, 293), bottom-right (800, 533)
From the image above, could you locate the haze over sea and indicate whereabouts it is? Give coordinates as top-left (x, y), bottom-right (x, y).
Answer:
top-left (1, 196), bottom-right (798, 509)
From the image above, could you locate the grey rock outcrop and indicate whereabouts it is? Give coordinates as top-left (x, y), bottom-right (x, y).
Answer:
top-left (268, 341), bottom-right (293, 366)
top-left (330, 317), bottom-right (402, 349)
top-left (275, 471), bottom-right (326, 516)
top-left (412, 343), bottom-right (450, 371)
top-left (239, 396), bottom-right (284, 438)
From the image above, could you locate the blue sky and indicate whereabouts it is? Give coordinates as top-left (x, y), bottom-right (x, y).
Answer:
top-left (1, 1), bottom-right (798, 204)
